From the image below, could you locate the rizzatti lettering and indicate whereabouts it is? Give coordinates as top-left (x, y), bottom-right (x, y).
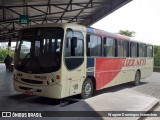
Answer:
top-left (121, 59), bottom-right (146, 67)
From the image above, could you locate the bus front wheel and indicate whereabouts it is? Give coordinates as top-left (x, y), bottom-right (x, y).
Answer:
top-left (134, 71), bottom-right (140, 86)
top-left (81, 78), bottom-right (93, 99)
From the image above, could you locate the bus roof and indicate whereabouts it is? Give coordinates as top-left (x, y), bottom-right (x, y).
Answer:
top-left (87, 27), bottom-right (130, 41)
top-left (129, 39), bottom-right (153, 45)
top-left (87, 27), bottom-right (153, 45)
top-left (20, 23), bottom-right (152, 45)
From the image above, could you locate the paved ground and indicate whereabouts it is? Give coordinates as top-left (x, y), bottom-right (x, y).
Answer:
top-left (132, 72), bottom-right (160, 100)
top-left (131, 72), bottom-right (160, 120)
top-left (0, 63), bottom-right (160, 120)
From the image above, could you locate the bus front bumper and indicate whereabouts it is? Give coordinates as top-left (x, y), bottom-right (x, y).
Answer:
top-left (13, 80), bottom-right (62, 99)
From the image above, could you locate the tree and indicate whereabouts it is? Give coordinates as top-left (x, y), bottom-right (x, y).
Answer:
top-left (0, 49), bottom-right (14, 62)
top-left (154, 45), bottom-right (160, 66)
top-left (118, 30), bottom-right (136, 37)
top-left (154, 45), bottom-right (160, 55)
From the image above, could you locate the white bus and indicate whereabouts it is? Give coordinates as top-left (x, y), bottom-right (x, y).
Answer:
top-left (13, 23), bottom-right (153, 99)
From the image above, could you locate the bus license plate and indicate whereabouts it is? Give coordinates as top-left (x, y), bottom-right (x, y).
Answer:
top-left (25, 90), bottom-right (33, 96)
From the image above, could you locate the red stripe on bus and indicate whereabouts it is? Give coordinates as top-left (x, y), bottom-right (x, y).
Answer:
top-left (95, 58), bottom-right (126, 90)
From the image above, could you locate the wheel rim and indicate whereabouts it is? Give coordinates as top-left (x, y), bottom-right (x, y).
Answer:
top-left (84, 82), bottom-right (92, 97)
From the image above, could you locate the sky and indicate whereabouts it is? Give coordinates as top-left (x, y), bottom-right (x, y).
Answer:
top-left (91, 0), bottom-right (160, 45)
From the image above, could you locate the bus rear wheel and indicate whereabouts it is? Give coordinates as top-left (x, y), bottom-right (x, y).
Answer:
top-left (134, 71), bottom-right (140, 86)
top-left (81, 78), bottom-right (93, 99)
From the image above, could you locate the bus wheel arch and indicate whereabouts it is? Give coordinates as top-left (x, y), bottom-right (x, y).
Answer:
top-left (134, 69), bottom-right (141, 86)
top-left (81, 76), bottom-right (96, 99)
top-left (87, 76), bottom-right (96, 93)
top-left (137, 69), bottom-right (141, 78)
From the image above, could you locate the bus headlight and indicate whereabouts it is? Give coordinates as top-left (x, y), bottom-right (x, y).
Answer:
top-left (47, 81), bottom-right (51, 85)
top-left (47, 78), bottom-right (55, 85)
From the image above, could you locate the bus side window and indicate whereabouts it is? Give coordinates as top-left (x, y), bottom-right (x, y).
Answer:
top-left (130, 42), bottom-right (138, 57)
top-left (87, 34), bottom-right (102, 57)
top-left (147, 45), bottom-right (153, 57)
top-left (65, 31), bottom-right (72, 57)
top-left (118, 40), bottom-right (129, 57)
top-left (103, 37), bottom-right (116, 57)
top-left (144, 44), bottom-right (147, 57)
top-left (64, 31), bottom-right (84, 70)
top-left (65, 31), bottom-right (83, 57)
top-left (139, 43), bottom-right (147, 57)
top-left (72, 32), bottom-right (83, 57)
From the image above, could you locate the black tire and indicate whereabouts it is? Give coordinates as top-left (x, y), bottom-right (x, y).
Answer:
top-left (134, 71), bottom-right (140, 86)
top-left (81, 78), bottom-right (93, 99)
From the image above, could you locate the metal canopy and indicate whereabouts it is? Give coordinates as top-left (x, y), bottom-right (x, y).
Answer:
top-left (0, 0), bottom-right (132, 42)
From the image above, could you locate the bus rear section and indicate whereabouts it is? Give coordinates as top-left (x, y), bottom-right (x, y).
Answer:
top-left (85, 28), bottom-right (153, 91)
top-left (86, 57), bottom-right (153, 91)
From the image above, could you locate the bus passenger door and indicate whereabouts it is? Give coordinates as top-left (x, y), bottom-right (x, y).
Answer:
top-left (63, 30), bottom-right (85, 96)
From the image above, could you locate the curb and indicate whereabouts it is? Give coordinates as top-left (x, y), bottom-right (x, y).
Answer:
top-left (138, 100), bottom-right (159, 120)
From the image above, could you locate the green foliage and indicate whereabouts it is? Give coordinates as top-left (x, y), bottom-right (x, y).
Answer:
top-left (118, 30), bottom-right (136, 37)
top-left (154, 45), bottom-right (160, 66)
top-left (154, 66), bottom-right (160, 69)
top-left (0, 49), bottom-right (14, 62)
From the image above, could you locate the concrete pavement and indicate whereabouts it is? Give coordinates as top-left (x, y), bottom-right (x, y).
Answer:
top-left (60, 89), bottom-right (159, 120)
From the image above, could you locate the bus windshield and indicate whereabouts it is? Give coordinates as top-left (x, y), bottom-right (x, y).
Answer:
top-left (14, 27), bottom-right (64, 73)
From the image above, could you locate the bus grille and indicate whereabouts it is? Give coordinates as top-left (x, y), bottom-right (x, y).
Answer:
top-left (19, 86), bottom-right (31, 90)
top-left (21, 78), bottom-right (43, 84)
